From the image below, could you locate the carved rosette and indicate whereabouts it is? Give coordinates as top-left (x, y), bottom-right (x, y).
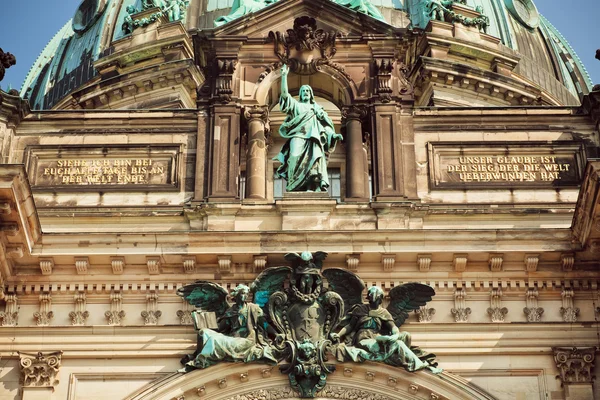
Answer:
top-left (19, 351), bottom-right (62, 388)
top-left (553, 347), bottom-right (596, 385)
top-left (269, 16), bottom-right (338, 75)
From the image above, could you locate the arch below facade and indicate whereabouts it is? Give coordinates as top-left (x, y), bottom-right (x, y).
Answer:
top-left (125, 362), bottom-right (497, 400)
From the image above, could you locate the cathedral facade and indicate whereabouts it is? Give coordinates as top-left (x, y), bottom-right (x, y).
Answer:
top-left (0, 0), bottom-right (599, 399)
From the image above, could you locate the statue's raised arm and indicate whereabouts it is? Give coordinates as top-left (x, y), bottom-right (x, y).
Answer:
top-left (274, 64), bottom-right (343, 192)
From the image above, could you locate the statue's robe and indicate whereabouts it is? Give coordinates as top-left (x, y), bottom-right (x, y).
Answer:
top-left (188, 303), bottom-right (277, 368)
top-left (340, 304), bottom-right (435, 372)
top-left (274, 92), bottom-right (338, 192)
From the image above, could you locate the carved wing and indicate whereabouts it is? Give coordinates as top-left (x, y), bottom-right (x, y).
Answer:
top-left (322, 268), bottom-right (365, 312)
top-left (250, 266), bottom-right (293, 308)
top-left (312, 251), bottom-right (328, 268)
top-left (176, 281), bottom-right (229, 317)
top-left (387, 283), bottom-right (435, 327)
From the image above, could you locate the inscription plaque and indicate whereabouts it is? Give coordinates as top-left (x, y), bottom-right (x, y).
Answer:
top-left (428, 142), bottom-right (585, 189)
top-left (26, 146), bottom-right (179, 190)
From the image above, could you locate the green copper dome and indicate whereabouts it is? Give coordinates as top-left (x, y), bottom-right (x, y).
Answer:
top-left (20, 0), bottom-right (593, 109)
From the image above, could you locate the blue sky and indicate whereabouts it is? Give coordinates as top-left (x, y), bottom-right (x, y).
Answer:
top-left (0, 0), bottom-right (599, 93)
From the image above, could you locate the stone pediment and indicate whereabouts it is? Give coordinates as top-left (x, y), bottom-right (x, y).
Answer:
top-left (205, 0), bottom-right (402, 39)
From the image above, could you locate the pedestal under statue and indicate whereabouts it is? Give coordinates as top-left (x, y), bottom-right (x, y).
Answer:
top-left (274, 65), bottom-right (343, 192)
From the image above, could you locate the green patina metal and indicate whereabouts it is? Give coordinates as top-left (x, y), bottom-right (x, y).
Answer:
top-left (274, 64), bottom-right (343, 193)
top-left (122, 0), bottom-right (190, 34)
top-left (332, 0), bottom-right (386, 21)
top-left (214, 0), bottom-right (278, 27)
top-left (178, 251), bottom-right (441, 398)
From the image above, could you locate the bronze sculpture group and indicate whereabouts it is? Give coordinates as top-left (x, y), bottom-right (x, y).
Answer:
top-left (178, 251), bottom-right (441, 398)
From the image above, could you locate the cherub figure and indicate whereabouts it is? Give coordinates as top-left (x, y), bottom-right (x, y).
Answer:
top-left (178, 283), bottom-right (279, 370)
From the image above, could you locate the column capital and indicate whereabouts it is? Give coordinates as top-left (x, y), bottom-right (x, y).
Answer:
top-left (341, 105), bottom-right (367, 122)
top-left (244, 105), bottom-right (269, 122)
top-left (18, 351), bottom-right (63, 388)
top-left (553, 346), bottom-right (596, 385)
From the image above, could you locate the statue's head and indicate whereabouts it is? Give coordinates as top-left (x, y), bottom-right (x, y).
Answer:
top-left (298, 85), bottom-right (314, 104)
top-left (126, 5), bottom-right (137, 14)
top-left (231, 284), bottom-right (250, 303)
top-left (367, 286), bottom-right (384, 306)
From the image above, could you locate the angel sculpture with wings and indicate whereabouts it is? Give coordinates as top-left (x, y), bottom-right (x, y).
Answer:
top-left (324, 269), bottom-right (441, 373)
top-left (177, 283), bottom-right (279, 371)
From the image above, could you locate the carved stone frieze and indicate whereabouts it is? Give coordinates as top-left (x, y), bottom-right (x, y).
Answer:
top-left (553, 347), bottom-right (596, 385)
top-left (18, 351), bottom-right (62, 388)
top-left (111, 256), bottom-right (125, 274)
top-left (451, 288), bottom-right (470, 322)
top-left (141, 291), bottom-right (162, 325)
top-left (523, 288), bottom-right (543, 322)
top-left (269, 16), bottom-right (338, 75)
top-left (106, 290), bottom-right (126, 325)
top-left (34, 293), bottom-right (53, 326)
top-left (416, 305), bottom-right (435, 323)
top-left (417, 254), bottom-right (432, 272)
top-left (177, 298), bottom-right (194, 325)
top-left (0, 293), bottom-right (18, 326)
top-left (560, 289), bottom-right (579, 323)
top-left (345, 254), bottom-right (360, 271)
top-left (69, 292), bottom-right (89, 326)
top-left (487, 289), bottom-right (508, 323)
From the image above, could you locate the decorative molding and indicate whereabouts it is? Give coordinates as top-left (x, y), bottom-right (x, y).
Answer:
top-left (345, 254), bottom-right (360, 271)
top-left (417, 254), bottom-right (432, 272)
top-left (214, 59), bottom-right (236, 103)
top-left (268, 16), bottom-right (338, 76)
top-left (105, 290), bottom-right (125, 325)
top-left (553, 347), bottom-right (595, 385)
top-left (561, 253), bottom-right (575, 272)
top-left (177, 298), bottom-right (194, 325)
top-left (408, 383), bottom-right (419, 394)
top-left (147, 256), bottom-right (160, 275)
top-left (0, 293), bottom-right (18, 326)
top-left (75, 257), bottom-right (89, 275)
top-left (39, 258), bottom-right (54, 275)
top-left (218, 255), bottom-right (232, 273)
top-left (488, 254), bottom-right (503, 272)
top-left (253, 255), bottom-right (268, 272)
top-left (111, 257), bottom-right (124, 275)
top-left (141, 291), bottom-right (162, 325)
top-left (524, 288), bottom-right (544, 322)
top-left (560, 289), bottom-right (579, 323)
top-left (0, 222), bottom-right (19, 236)
top-left (6, 245), bottom-right (24, 258)
top-left (453, 254), bottom-right (468, 272)
top-left (374, 58), bottom-right (394, 102)
top-left (34, 293), bottom-right (53, 326)
top-left (381, 254), bottom-right (396, 272)
top-left (451, 288), bottom-right (471, 322)
top-left (416, 305), bottom-right (435, 323)
top-left (69, 292), bottom-right (89, 326)
top-left (19, 351), bottom-right (62, 388)
top-left (183, 257), bottom-right (196, 274)
top-left (487, 289), bottom-right (508, 323)
top-left (524, 254), bottom-right (539, 272)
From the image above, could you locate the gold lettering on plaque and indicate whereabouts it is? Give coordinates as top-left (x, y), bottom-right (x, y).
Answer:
top-left (446, 156), bottom-right (572, 183)
top-left (38, 158), bottom-right (169, 186)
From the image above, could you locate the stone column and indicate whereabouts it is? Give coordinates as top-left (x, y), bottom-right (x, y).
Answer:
top-left (343, 106), bottom-right (369, 201)
top-left (19, 351), bottom-right (62, 400)
top-left (244, 105), bottom-right (269, 201)
top-left (553, 347), bottom-right (596, 400)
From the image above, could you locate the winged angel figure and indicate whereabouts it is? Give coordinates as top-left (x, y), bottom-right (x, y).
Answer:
top-left (177, 252), bottom-right (440, 382)
top-left (176, 281), bottom-right (281, 370)
top-left (324, 268), bottom-right (441, 373)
